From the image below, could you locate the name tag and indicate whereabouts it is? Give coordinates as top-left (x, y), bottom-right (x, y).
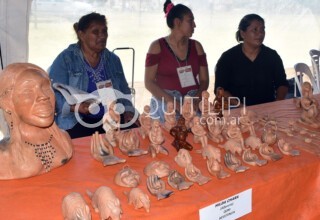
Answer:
top-left (177, 65), bottom-right (196, 88)
top-left (199, 189), bottom-right (252, 220)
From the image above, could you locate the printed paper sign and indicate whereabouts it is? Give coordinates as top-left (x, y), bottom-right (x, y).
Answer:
top-left (199, 189), bottom-right (252, 220)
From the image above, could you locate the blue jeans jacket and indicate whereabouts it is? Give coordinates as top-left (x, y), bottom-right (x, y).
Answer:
top-left (49, 43), bottom-right (133, 130)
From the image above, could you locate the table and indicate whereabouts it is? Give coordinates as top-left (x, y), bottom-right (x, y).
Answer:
top-left (0, 97), bottom-right (319, 220)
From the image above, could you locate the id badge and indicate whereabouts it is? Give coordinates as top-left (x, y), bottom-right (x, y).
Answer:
top-left (96, 80), bottom-right (117, 105)
top-left (177, 65), bottom-right (196, 88)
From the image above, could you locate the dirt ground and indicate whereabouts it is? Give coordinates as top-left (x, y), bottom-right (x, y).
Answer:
top-left (28, 2), bottom-right (320, 112)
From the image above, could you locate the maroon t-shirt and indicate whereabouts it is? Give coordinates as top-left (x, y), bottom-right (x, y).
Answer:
top-left (145, 38), bottom-right (208, 96)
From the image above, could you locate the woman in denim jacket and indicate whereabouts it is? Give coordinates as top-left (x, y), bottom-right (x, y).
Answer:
top-left (49, 12), bottom-right (138, 138)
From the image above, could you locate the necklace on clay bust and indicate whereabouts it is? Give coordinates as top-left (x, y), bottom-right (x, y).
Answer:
top-left (24, 134), bottom-right (56, 172)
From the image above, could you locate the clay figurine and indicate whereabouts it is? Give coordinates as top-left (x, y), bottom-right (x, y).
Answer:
top-left (207, 116), bottom-right (225, 143)
top-left (224, 151), bottom-right (249, 173)
top-left (226, 123), bottom-right (245, 149)
top-left (174, 148), bottom-right (193, 168)
top-left (62, 192), bottom-right (91, 220)
top-left (261, 121), bottom-right (278, 145)
top-left (87, 186), bottom-right (122, 220)
top-left (191, 116), bottom-right (208, 148)
top-left (245, 135), bottom-right (263, 150)
top-left (114, 166), bottom-right (141, 188)
top-left (163, 101), bottom-right (177, 132)
top-left (239, 108), bottom-right (256, 136)
top-left (169, 116), bottom-right (193, 151)
top-left (181, 96), bottom-right (196, 128)
top-left (115, 129), bottom-right (148, 157)
top-left (259, 143), bottom-right (283, 161)
top-left (277, 139), bottom-right (300, 156)
top-left (146, 174), bottom-right (173, 200)
top-left (102, 101), bottom-right (120, 147)
top-left (144, 160), bottom-right (171, 178)
top-left (185, 163), bottom-right (211, 185)
top-left (148, 119), bottom-right (169, 158)
top-left (139, 105), bottom-right (152, 139)
top-left (202, 145), bottom-right (230, 179)
top-left (198, 90), bottom-right (213, 121)
top-left (0, 63), bottom-right (73, 179)
top-left (124, 187), bottom-right (151, 213)
top-left (219, 139), bottom-right (243, 156)
top-left (242, 148), bottom-right (267, 166)
top-left (167, 170), bottom-right (194, 190)
top-left (212, 87), bottom-right (228, 117)
top-left (90, 131), bottom-right (126, 166)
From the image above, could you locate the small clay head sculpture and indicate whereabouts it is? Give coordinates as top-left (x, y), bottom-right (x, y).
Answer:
top-left (144, 160), bottom-right (171, 178)
top-left (114, 166), bottom-right (141, 188)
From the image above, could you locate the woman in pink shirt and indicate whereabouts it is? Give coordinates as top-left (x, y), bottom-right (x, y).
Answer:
top-left (144, 0), bottom-right (209, 122)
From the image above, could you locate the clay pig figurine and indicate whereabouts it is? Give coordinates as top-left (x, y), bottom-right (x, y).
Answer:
top-left (61, 192), bottom-right (91, 220)
top-left (87, 186), bottom-right (122, 220)
top-left (124, 187), bottom-right (151, 213)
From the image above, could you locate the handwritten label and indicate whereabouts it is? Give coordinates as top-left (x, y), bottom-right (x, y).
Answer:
top-left (199, 189), bottom-right (252, 220)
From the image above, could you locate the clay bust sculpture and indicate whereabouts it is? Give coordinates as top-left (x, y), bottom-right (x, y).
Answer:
top-left (191, 116), bottom-right (208, 148)
top-left (213, 87), bottom-right (228, 118)
top-left (87, 186), bottom-right (122, 220)
top-left (198, 90), bottom-right (212, 121)
top-left (163, 101), bottom-right (177, 132)
top-left (114, 166), bottom-right (141, 188)
top-left (0, 63), bottom-right (73, 180)
top-left (62, 192), bottom-right (91, 220)
top-left (169, 116), bottom-right (193, 151)
top-left (139, 105), bottom-right (152, 139)
top-left (148, 119), bottom-right (169, 158)
top-left (144, 160), bottom-right (171, 178)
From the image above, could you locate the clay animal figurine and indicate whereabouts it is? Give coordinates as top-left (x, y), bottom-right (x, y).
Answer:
top-left (219, 139), bottom-right (243, 156)
top-left (146, 174), bottom-right (173, 200)
top-left (277, 139), bottom-right (300, 156)
top-left (202, 145), bottom-right (230, 179)
top-left (174, 148), bottom-right (193, 168)
top-left (144, 160), bottom-right (171, 178)
top-left (62, 192), bottom-right (91, 220)
top-left (124, 188), bottom-right (151, 213)
top-left (259, 143), bottom-right (283, 161)
top-left (148, 119), bottom-right (169, 158)
top-left (115, 129), bottom-right (148, 157)
top-left (181, 96), bottom-right (196, 128)
top-left (169, 116), bottom-right (193, 151)
top-left (167, 170), bottom-right (194, 190)
top-left (207, 116), bottom-right (225, 143)
top-left (102, 101), bottom-right (120, 147)
top-left (114, 166), bottom-right (141, 188)
top-left (163, 101), bottom-right (177, 132)
top-left (185, 163), bottom-right (211, 185)
top-left (0, 63), bottom-right (73, 179)
top-left (191, 116), bottom-right (208, 148)
top-left (224, 151), bottom-right (249, 173)
top-left (87, 186), bottom-right (122, 220)
top-left (90, 132), bottom-right (126, 166)
top-left (242, 148), bottom-right (267, 166)
top-left (139, 105), bottom-right (152, 139)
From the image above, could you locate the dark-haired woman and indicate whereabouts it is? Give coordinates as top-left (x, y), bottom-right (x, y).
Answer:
top-left (144, 0), bottom-right (209, 122)
top-left (214, 14), bottom-right (288, 106)
top-left (49, 12), bottom-right (138, 138)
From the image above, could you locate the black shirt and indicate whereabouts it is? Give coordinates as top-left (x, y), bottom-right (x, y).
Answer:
top-left (214, 44), bottom-right (289, 106)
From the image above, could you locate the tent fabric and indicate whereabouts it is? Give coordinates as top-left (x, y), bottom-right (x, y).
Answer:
top-left (0, 0), bottom-right (32, 69)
